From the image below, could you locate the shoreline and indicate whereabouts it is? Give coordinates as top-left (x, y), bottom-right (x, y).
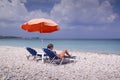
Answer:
top-left (0, 46), bottom-right (120, 80)
top-left (0, 45), bottom-right (120, 55)
top-left (0, 38), bottom-right (120, 54)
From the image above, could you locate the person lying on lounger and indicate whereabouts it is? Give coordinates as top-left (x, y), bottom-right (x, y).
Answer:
top-left (47, 43), bottom-right (71, 59)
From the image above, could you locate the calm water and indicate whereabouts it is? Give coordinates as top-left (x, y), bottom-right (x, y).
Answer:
top-left (0, 38), bottom-right (120, 54)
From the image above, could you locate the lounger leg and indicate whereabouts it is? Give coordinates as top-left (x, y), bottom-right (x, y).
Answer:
top-left (33, 56), bottom-right (37, 60)
top-left (59, 58), bottom-right (64, 65)
top-left (50, 57), bottom-right (56, 64)
top-left (26, 55), bottom-right (30, 60)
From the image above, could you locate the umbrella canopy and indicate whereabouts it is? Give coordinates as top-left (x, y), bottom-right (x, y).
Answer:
top-left (21, 18), bottom-right (60, 33)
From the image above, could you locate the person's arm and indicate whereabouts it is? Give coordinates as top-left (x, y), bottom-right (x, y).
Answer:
top-left (49, 49), bottom-right (57, 55)
top-left (53, 50), bottom-right (57, 54)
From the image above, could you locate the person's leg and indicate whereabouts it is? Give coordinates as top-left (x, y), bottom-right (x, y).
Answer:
top-left (58, 49), bottom-right (71, 58)
top-left (64, 49), bottom-right (71, 56)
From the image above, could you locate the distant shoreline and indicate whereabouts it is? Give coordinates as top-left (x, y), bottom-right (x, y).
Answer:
top-left (0, 35), bottom-right (120, 40)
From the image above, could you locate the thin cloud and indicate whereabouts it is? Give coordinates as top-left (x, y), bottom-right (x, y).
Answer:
top-left (51, 0), bottom-right (117, 25)
top-left (0, 0), bottom-right (118, 27)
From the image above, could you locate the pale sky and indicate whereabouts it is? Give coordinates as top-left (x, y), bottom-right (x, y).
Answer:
top-left (0, 0), bottom-right (120, 39)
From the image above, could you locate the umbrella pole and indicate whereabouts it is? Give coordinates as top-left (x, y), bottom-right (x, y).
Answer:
top-left (41, 39), bottom-right (43, 48)
top-left (41, 39), bottom-right (44, 63)
top-left (41, 34), bottom-right (44, 63)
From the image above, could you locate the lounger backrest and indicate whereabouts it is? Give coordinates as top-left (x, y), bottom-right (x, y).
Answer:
top-left (26, 47), bottom-right (37, 56)
top-left (43, 48), bottom-right (58, 59)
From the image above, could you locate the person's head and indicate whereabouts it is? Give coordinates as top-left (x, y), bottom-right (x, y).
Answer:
top-left (47, 43), bottom-right (54, 50)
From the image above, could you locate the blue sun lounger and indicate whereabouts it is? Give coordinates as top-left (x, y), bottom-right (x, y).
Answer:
top-left (26, 47), bottom-right (47, 61)
top-left (43, 48), bottom-right (76, 65)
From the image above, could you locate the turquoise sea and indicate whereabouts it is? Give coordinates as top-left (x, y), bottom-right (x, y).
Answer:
top-left (0, 38), bottom-right (120, 54)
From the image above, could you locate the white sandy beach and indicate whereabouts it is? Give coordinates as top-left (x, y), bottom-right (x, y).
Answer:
top-left (0, 46), bottom-right (120, 80)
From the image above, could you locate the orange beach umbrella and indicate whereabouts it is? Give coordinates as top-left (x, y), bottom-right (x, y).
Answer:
top-left (21, 18), bottom-right (60, 63)
top-left (21, 18), bottom-right (60, 33)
